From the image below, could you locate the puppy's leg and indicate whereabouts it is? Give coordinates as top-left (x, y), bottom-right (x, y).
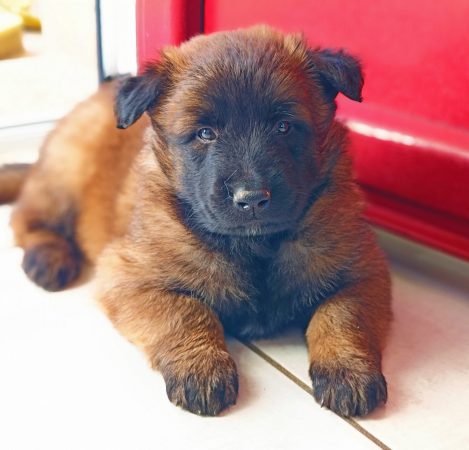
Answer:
top-left (97, 249), bottom-right (238, 416)
top-left (9, 82), bottom-right (144, 291)
top-left (11, 203), bottom-right (82, 291)
top-left (102, 293), bottom-right (238, 416)
top-left (10, 141), bottom-right (84, 292)
top-left (306, 267), bottom-right (391, 417)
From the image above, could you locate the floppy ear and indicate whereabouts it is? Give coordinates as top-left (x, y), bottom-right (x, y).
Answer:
top-left (309, 49), bottom-right (364, 102)
top-left (115, 70), bottom-right (163, 129)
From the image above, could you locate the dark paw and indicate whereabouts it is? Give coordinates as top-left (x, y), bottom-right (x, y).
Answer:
top-left (22, 241), bottom-right (82, 291)
top-left (163, 351), bottom-right (238, 416)
top-left (310, 363), bottom-right (387, 417)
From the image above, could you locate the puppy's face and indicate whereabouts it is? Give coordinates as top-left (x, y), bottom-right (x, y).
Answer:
top-left (116, 27), bottom-right (363, 237)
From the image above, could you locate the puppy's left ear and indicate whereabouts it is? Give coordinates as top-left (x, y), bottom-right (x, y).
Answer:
top-left (115, 68), bottom-right (163, 129)
top-left (309, 49), bottom-right (364, 102)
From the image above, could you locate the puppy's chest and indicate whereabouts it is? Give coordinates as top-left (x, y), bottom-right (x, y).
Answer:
top-left (210, 249), bottom-right (339, 339)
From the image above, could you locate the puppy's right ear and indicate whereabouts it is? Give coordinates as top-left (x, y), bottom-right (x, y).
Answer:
top-left (115, 70), bottom-right (163, 129)
top-left (308, 49), bottom-right (364, 103)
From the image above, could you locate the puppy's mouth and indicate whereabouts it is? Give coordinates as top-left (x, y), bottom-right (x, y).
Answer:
top-left (199, 207), bottom-right (295, 236)
top-left (211, 220), bottom-right (294, 237)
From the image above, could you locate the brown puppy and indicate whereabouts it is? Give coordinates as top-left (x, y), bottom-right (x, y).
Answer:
top-left (0, 26), bottom-right (391, 417)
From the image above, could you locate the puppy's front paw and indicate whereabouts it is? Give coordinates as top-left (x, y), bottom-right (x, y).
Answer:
top-left (162, 350), bottom-right (238, 416)
top-left (22, 241), bottom-right (81, 291)
top-left (309, 363), bottom-right (387, 417)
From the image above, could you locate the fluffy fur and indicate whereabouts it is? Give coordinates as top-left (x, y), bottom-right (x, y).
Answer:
top-left (0, 26), bottom-right (391, 417)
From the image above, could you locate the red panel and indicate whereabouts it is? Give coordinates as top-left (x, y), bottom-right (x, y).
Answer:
top-left (363, 190), bottom-right (469, 261)
top-left (136, 0), bottom-right (201, 70)
top-left (338, 105), bottom-right (469, 221)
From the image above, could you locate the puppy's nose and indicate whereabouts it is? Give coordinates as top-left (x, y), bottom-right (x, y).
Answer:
top-left (233, 189), bottom-right (271, 212)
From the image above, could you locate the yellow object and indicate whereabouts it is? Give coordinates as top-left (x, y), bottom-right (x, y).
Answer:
top-left (19, 10), bottom-right (40, 30)
top-left (0, 7), bottom-right (23, 59)
top-left (0, 0), bottom-right (41, 31)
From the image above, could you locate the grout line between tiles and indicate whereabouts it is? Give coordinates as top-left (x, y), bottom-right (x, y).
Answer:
top-left (239, 340), bottom-right (392, 450)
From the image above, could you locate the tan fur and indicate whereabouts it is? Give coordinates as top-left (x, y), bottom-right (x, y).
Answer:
top-left (4, 26), bottom-right (391, 416)
top-left (11, 82), bottom-right (147, 261)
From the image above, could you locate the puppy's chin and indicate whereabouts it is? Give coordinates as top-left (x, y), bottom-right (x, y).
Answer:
top-left (199, 220), bottom-right (295, 238)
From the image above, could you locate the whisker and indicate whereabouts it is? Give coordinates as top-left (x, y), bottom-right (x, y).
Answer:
top-left (225, 169), bottom-right (239, 183)
top-left (223, 168), bottom-right (239, 196)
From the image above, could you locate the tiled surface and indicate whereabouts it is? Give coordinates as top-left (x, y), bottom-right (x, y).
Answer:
top-left (0, 199), bottom-right (468, 449)
top-left (254, 258), bottom-right (469, 450)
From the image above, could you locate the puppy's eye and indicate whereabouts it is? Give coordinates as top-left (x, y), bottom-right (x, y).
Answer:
top-left (197, 127), bottom-right (217, 142)
top-left (277, 120), bottom-right (290, 134)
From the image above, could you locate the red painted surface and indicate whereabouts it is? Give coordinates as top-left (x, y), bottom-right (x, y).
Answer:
top-left (338, 104), bottom-right (469, 222)
top-left (136, 0), bottom-right (201, 70)
top-left (135, 0), bottom-right (469, 259)
top-left (363, 190), bottom-right (469, 261)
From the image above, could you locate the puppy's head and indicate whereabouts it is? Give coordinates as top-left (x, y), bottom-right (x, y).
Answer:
top-left (115, 26), bottom-right (363, 237)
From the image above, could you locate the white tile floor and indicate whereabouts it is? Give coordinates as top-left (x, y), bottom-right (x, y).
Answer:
top-left (0, 202), bottom-right (468, 449)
